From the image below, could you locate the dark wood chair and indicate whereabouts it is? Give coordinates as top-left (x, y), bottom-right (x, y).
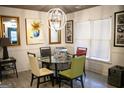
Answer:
top-left (40, 47), bottom-right (51, 57)
top-left (39, 47), bottom-right (52, 68)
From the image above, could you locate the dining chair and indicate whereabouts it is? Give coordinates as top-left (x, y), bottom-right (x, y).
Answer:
top-left (40, 47), bottom-right (51, 57)
top-left (58, 56), bottom-right (86, 88)
top-left (39, 47), bottom-right (52, 68)
top-left (27, 52), bottom-right (54, 88)
top-left (73, 47), bottom-right (87, 77)
top-left (73, 47), bottom-right (87, 57)
top-left (54, 47), bottom-right (71, 71)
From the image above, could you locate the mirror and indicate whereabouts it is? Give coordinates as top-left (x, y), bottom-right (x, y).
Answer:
top-left (0, 16), bottom-right (2, 38)
top-left (1, 16), bottom-right (20, 46)
top-left (49, 21), bottom-right (61, 44)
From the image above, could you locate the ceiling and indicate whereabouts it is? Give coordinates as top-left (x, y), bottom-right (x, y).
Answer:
top-left (1, 5), bottom-right (97, 14)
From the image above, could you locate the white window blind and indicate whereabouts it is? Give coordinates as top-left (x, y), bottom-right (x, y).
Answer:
top-left (75, 21), bottom-right (91, 57)
top-left (75, 18), bottom-right (111, 62)
top-left (90, 19), bottom-right (111, 61)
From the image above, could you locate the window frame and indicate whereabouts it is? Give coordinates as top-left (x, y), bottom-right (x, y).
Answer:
top-left (74, 18), bottom-right (112, 63)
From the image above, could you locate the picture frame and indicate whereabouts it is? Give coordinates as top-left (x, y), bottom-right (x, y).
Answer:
top-left (65, 20), bottom-right (73, 43)
top-left (114, 11), bottom-right (124, 47)
top-left (48, 20), bottom-right (61, 44)
top-left (26, 19), bottom-right (44, 45)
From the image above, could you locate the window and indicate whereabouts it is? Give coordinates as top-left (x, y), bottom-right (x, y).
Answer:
top-left (75, 18), bottom-right (111, 62)
top-left (75, 21), bottom-right (91, 57)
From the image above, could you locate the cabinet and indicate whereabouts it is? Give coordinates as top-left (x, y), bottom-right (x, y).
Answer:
top-left (108, 65), bottom-right (124, 87)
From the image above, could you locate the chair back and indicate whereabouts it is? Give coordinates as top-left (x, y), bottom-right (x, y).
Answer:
top-left (40, 47), bottom-right (51, 57)
top-left (71, 56), bottom-right (86, 76)
top-left (27, 52), bottom-right (40, 76)
top-left (76, 47), bottom-right (87, 56)
top-left (54, 47), bottom-right (68, 56)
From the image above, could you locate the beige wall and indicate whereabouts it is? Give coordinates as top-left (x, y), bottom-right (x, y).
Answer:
top-left (0, 6), bottom-right (65, 72)
top-left (67, 5), bottom-right (124, 75)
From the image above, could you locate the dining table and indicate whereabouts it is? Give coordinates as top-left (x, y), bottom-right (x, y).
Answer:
top-left (38, 55), bottom-right (72, 79)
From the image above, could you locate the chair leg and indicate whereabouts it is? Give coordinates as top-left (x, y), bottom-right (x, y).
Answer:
top-left (59, 77), bottom-right (61, 88)
top-left (0, 71), bottom-right (2, 82)
top-left (70, 80), bottom-right (73, 88)
top-left (84, 71), bottom-right (86, 78)
top-left (37, 77), bottom-right (40, 88)
top-left (30, 74), bottom-right (34, 86)
top-left (14, 63), bottom-right (18, 78)
top-left (50, 74), bottom-right (54, 87)
top-left (84, 65), bottom-right (86, 77)
top-left (80, 76), bottom-right (84, 88)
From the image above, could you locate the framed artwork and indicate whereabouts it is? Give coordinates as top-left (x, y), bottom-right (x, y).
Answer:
top-left (114, 11), bottom-right (124, 47)
top-left (65, 20), bottom-right (73, 43)
top-left (26, 19), bottom-right (44, 45)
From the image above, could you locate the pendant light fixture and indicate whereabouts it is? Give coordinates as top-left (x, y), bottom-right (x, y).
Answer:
top-left (48, 8), bottom-right (67, 31)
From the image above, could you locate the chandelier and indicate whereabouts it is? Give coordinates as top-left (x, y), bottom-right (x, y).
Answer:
top-left (48, 8), bottom-right (67, 31)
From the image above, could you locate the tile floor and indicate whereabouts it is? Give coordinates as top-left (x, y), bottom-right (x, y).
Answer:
top-left (0, 70), bottom-right (114, 88)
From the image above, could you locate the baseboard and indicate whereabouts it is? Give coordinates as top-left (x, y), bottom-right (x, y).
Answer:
top-left (86, 62), bottom-right (108, 76)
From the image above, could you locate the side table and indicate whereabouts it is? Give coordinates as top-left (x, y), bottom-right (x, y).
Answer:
top-left (0, 57), bottom-right (18, 81)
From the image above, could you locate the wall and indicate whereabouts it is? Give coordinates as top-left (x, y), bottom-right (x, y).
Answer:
top-left (67, 5), bottom-right (124, 75)
top-left (0, 6), bottom-right (65, 72)
top-left (1, 5), bottom-right (124, 75)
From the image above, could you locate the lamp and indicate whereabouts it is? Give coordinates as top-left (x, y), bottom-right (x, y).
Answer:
top-left (0, 38), bottom-right (10, 59)
top-left (48, 8), bottom-right (67, 31)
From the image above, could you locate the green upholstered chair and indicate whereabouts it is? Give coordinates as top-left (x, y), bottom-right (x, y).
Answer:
top-left (73, 47), bottom-right (87, 77)
top-left (58, 56), bottom-right (86, 88)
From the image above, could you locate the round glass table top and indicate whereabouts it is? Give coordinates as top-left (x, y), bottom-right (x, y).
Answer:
top-left (38, 55), bottom-right (71, 64)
